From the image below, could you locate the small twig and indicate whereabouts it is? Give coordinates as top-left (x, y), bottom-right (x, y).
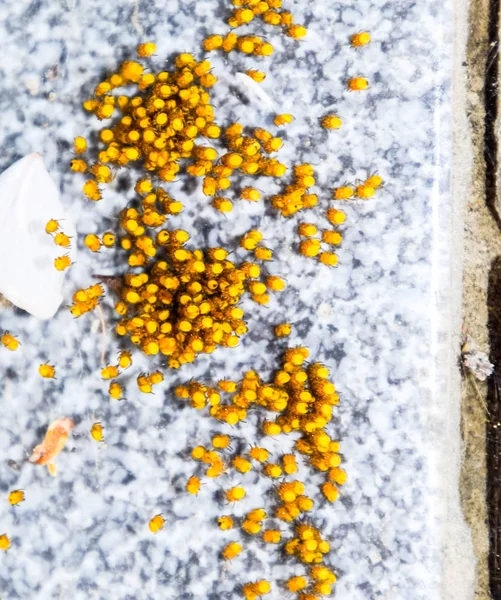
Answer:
top-left (131, 0), bottom-right (144, 36)
top-left (97, 304), bottom-right (107, 366)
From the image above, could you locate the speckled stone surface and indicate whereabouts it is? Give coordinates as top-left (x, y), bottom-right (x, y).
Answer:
top-left (0, 0), bottom-right (471, 599)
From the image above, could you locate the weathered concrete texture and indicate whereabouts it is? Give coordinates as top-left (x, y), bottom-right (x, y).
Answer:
top-left (461, 0), bottom-right (498, 596)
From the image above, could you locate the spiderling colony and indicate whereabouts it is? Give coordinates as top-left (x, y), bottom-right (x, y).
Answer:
top-left (2, 1), bottom-right (381, 597)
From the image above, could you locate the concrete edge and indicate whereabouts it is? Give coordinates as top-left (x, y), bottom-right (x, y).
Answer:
top-left (441, 0), bottom-right (478, 597)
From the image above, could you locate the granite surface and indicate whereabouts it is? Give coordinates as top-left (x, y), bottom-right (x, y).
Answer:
top-left (0, 0), bottom-right (470, 599)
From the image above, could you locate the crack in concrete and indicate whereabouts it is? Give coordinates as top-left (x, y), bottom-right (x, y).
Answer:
top-left (484, 0), bottom-right (501, 229)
